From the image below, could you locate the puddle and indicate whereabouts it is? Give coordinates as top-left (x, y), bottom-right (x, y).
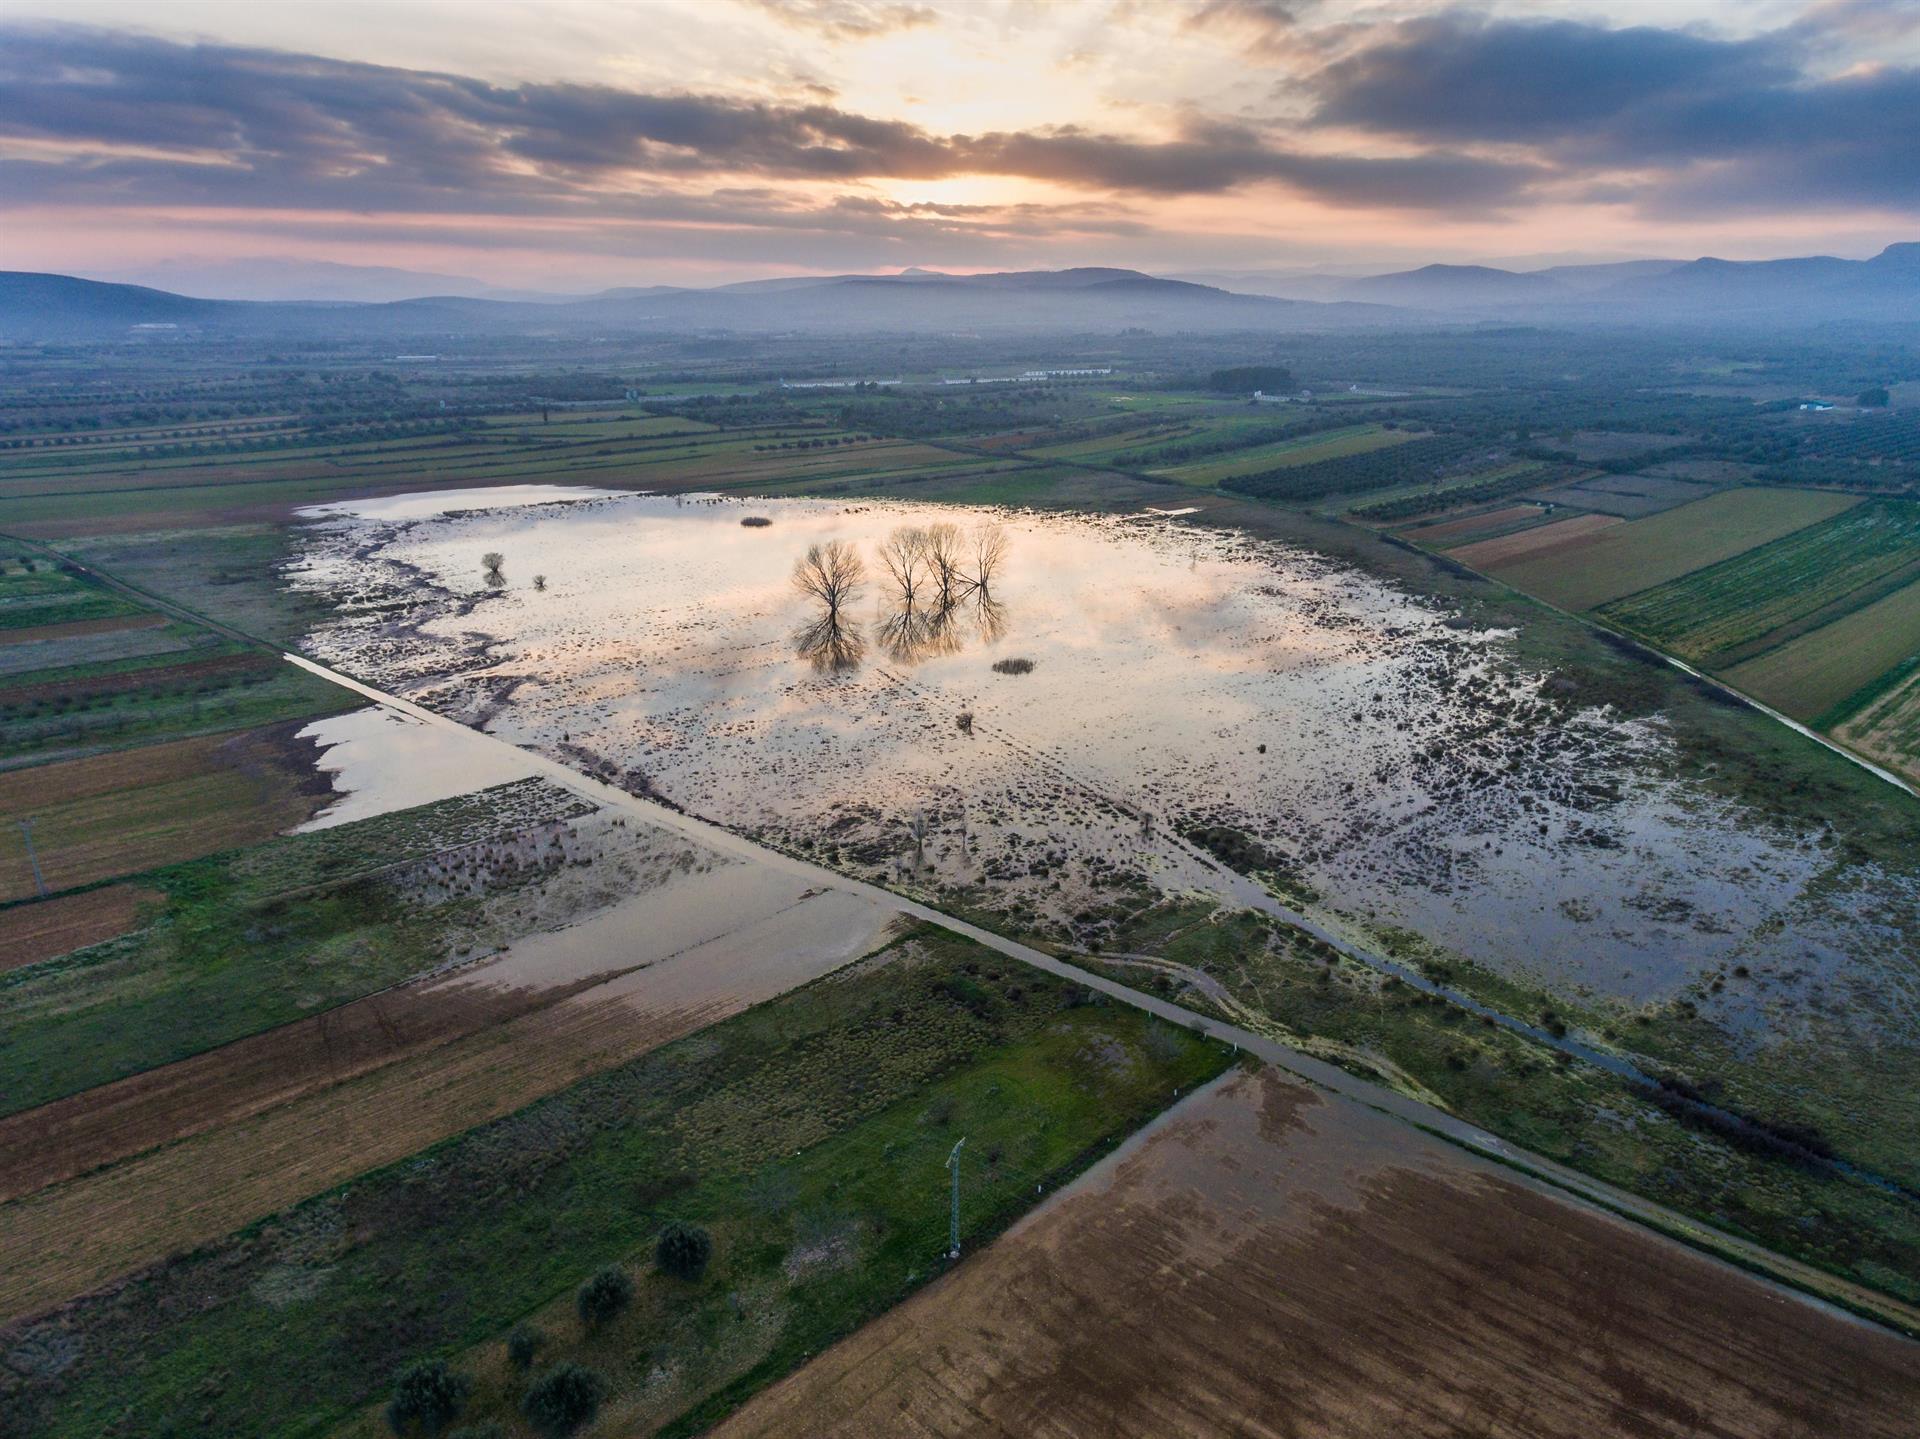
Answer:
top-left (295, 705), bottom-right (541, 831)
top-left (289, 489), bottom-right (1916, 1018)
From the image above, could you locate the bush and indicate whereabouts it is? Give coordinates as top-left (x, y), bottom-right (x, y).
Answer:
top-left (654, 1220), bottom-right (714, 1281)
top-left (386, 1359), bottom-right (471, 1437)
top-left (740, 515), bottom-right (773, 527)
top-left (506, 1323), bottom-right (544, 1372)
top-left (449, 1426), bottom-right (505, 1439)
top-left (521, 1363), bottom-right (607, 1438)
top-left (1859, 387), bottom-right (1891, 407)
top-left (576, 1265), bottom-right (634, 1329)
top-left (992, 657), bottom-right (1034, 674)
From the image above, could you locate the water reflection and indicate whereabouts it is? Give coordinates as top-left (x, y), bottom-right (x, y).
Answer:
top-left (792, 538), bottom-right (868, 672)
top-left (808, 522), bottom-right (1011, 669)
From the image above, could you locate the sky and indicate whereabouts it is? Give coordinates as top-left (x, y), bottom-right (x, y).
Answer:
top-left (2, 0), bottom-right (1918, 291)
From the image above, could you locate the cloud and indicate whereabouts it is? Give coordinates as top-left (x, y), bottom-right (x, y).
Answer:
top-left (738, 0), bottom-right (938, 41)
top-left (1307, 13), bottom-right (1920, 215)
top-left (0, 21), bottom-right (1537, 214)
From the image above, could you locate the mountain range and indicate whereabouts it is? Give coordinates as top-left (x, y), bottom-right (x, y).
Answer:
top-left (3, 245), bottom-right (1917, 341)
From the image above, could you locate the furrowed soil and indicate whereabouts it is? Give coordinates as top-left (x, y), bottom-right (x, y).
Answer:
top-left (0, 721), bottom-right (332, 901)
top-left (0, 886), bottom-right (155, 974)
top-left (1446, 510), bottom-right (1619, 566)
top-left (717, 1068), bottom-right (1920, 1439)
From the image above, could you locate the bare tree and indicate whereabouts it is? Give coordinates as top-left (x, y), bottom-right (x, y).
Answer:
top-left (878, 526), bottom-right (929, 610)
top-left (923, 523), bottom-right (965, 608)
top-left (791, 539), bottom-right (865, 617)
top-left (970, 523), bottom-right (1008, 596)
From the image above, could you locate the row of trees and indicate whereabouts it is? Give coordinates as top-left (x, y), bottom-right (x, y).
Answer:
top-left (385, 1223), bottom-right (713, 1438)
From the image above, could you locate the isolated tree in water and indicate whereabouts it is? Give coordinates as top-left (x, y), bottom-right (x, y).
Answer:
top-left (791, 539), bottom-right (864, 618)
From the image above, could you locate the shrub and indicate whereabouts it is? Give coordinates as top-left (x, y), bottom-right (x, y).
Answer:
top-left (506, 1323), bottom-right (544, 1372)
top-left (991, 657), bottom-right (1034, 674)
top-left (449, 1426), bottom-right (505, 1439)
top-left (521, 1363), bottom-right (607, 1438)
top-left (740, 515), bottom-right (773, 527)
top-left (654, 1220), bottom-right (714, 1281)
top-left (576, 1265), bottom-right (633, 1329)
top-left (385, 1359), bottom-right (470, 1437)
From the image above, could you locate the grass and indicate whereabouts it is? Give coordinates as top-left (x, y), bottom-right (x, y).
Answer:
top-left (1598, 499), bottom-right (1920, 665)
top-left (4, 928), bottom-right (1230, 1439)
top-left (1489, 487), bottom-right (1861, 611)
top-left (0, 778), bottom-right (591, 1114)
top-left (62, 525), bottom-right (341, 646)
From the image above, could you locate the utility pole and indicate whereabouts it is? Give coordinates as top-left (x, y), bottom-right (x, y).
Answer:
top-left (18, 817), bottom-right (47, 899)
top-left (946, 1137), bottom-right (966, 1259)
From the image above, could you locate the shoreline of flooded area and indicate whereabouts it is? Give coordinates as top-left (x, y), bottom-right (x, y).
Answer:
top-left (287, 487), bottom-right (1919, 1040)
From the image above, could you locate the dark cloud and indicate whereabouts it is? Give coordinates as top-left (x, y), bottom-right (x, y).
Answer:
top-left (0, 21), bottom-right (1535, 214)
top-left (1309, 13), bottom-right (1920, 215)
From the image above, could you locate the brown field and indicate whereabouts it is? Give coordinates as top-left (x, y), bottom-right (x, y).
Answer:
top-left (1399, 503), bottom-right (1546, 546)
top-left (0, 964), bottom-right (575, 1202)
top-left (0, 649), bottom-right (275, 706)
top-left (0, 885), bottom-right (156, 973)
top-left (0, 722), bottom-right (331, 901)
top-left (718, 1069), bottom-right (1920, 1439)
top-left (0, 613), bottom-right (168, 647)
top-left (0, 891), bottom-right (895, 1324)
top-left (1448, 511), bottom-right (1622, 568)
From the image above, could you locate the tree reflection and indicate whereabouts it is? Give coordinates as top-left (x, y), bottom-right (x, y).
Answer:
top-left (792, 539), bottom-right (867, 672)
top-left (791, 524), bottom-right (1010, 671)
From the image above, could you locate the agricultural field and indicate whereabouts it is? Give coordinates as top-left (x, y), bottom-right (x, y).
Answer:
top-left (1475, 486), bottom-right (1859, 611)
top-left (1723, 577), bottom-right (1920, 722)
top-left (1398, 502), bottom-right (1549, 548)
top-left (720, 1070), bottom-right (1920, 1439)
top-left (1149, 422), bottom-right (1417, 485)
top-left (2, 928), bottom-right (1230, 1438)
top-left (0, 549), bottom-right (352, 765)
top-left (0, 724), bottom-right (330, 901)
top-left (1597, 499), bottom-right (1920, 665)
top-left (1526, 471), bottom-right (1719, 518)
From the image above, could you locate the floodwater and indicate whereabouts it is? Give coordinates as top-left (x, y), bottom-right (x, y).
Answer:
top-left (295, 704), bottom-right (540, 831)
top-left (288, 488), bottom-right (1916, 1019)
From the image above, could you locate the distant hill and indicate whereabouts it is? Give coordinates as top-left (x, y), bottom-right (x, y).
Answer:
top-left (0, 267), bottom-right (1405, 340)
top-left (1335, 264), bottom-right (1573, 309)
top-left (4, 246), bottom-right (1916, 340)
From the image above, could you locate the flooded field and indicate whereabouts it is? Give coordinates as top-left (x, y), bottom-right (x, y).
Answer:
top-left (289, 489), bottom-right (1917, 1024)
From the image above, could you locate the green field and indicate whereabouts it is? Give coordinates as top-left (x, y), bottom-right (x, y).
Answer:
top-left (1488, 487), bottom-right (1861, 612)
top-left (1599, 499), bottom-right (1920, 665)
top-left (9, 929), bottom-right (1229, 1439)
top-left (1154, 423), bottom-right (1415, 485)
top-left (1724, 576), bottom-right (1920, 721)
